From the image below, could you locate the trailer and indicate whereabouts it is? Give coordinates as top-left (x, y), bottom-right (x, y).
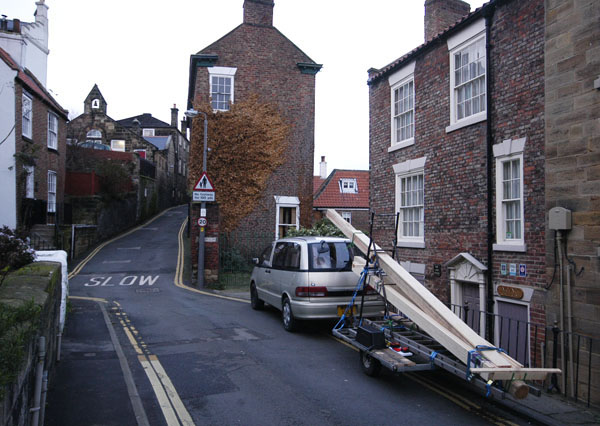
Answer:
top-left (327, 209), bottom-right (560, 400)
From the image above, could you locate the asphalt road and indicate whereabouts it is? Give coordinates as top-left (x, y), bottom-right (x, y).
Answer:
top-left (45, 205), bottom-right (531, 425)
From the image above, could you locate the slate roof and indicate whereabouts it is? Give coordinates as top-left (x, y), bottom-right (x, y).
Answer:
top-left (118, 113), bottom-right (171, 128)
top-left (368, 1), bottom-right (491, 85)
top-left (313, 170), bottom-right (369, 209)
top-left (0, 47), bottom-right (68, 118)
top-left (143, 135), bottom-right (171, 151)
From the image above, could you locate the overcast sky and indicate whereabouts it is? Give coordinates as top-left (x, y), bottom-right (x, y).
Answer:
top-left (4, 0), bottom-right (486, 173)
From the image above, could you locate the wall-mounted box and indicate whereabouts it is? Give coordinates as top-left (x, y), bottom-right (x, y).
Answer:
top-left (549, 207), bottom-right (572, 230)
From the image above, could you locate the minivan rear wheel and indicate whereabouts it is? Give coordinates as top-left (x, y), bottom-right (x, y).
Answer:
top-left (282, 297), bottom-right (297, 332)
top-left (250, 282), bottom-right (264, 310)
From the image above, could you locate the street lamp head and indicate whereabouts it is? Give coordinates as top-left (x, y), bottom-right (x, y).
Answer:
top-left (184, 109), bottom-right (199, 118)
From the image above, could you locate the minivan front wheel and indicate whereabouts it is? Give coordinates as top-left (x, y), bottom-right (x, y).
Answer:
top-left (250, 282), bottom-right (264, 310)
top-left (282, 297), bottom-right (297, 332)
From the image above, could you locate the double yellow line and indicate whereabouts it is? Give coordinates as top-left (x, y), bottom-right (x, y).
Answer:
top-left (174, 218), bottom-right (248, 303)
top-left (113, 302), bottom-right (194, 426)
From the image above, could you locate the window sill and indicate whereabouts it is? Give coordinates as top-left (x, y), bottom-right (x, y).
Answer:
top-left (388, 138), bottom-right (415, 153)
top-left (493, 243), bottom-right (526, 253)
top-left (445, 112), bottom-right (486, 133)
top-left (397, 240), bottom-right (425, 249)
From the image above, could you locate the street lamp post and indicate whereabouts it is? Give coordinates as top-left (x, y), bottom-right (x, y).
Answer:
top-left (185, 109), bottom-right (208, 287)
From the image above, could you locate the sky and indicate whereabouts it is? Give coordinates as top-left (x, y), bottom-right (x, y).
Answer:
top-left (4, 0), bottom-right (487, 174)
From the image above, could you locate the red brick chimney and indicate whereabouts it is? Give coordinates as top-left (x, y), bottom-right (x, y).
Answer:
top-left (424, 0), bottom-right (471, 42)
top-left (243, 0), bottom-right (274, 27)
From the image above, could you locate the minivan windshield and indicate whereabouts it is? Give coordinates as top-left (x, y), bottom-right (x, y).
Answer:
top-left (308, 241), bottom-right (353, 271)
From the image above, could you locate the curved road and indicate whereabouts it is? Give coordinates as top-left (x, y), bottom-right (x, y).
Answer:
top-left (46, 205), bottom-right (527, 425)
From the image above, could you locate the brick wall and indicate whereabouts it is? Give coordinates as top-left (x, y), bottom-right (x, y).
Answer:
top-left (192, 20), bottom-right (317, 238)
top-left (14, 82), bottom-right (67, 227)
top-left (369, 0), bottom-right (546, 308)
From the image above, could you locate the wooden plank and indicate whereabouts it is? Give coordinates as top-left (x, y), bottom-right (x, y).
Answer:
top-left (470, 368), bottom-right (562, 381)
top-left (327, 209), bottom-right (547, 374)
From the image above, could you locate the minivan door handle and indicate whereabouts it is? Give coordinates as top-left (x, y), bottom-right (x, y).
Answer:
top-left (265, 269), bottom-right (271, 274)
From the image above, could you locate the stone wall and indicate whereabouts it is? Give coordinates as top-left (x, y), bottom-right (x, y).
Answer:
top-left (544, 1), bottom-right (600, 404)
top-left (0, 262), bottom-right (62, 426)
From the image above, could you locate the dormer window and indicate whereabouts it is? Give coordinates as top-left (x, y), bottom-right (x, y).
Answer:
top-left (92, 99), bottom-right (100, 109)
top-left (143, 129), bottom-right (155, 137)
top-left (339, 178), bottom-right (358, 193)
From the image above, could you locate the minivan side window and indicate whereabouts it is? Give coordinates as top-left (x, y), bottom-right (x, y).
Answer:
top-left (284, 243), bottom-right (301, 270)
top-left (272, 242), bottom-right (288, 269)
top-left (259, 244), bottom-right (273, 267)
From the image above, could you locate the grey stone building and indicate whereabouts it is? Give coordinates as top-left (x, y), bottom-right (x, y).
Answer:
top-left (544, 0), bottom-right (600, 403)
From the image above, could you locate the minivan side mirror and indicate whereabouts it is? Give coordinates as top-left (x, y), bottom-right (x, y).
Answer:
top-left (252, 258), bottom-right (260, 265)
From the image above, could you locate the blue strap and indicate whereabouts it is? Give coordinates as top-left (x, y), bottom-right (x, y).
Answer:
top-left (466, 345), bottom-right (508, 381)
top-left (485, 380), bottom-right (493, 397)
top-left (430, 351), bottom-right (439, 367)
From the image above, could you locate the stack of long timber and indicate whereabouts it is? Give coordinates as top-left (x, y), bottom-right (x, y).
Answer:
top-left (326, 209), bottom-right (560, 398)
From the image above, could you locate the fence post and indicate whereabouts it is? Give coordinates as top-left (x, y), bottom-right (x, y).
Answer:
top-left (549, 321), bottom-right (560, 393)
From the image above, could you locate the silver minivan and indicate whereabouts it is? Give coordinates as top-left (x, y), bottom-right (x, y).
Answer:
top-left (250, 236), bottom-right (384, 331)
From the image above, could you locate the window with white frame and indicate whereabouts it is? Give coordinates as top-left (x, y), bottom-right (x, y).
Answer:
top-left (47, 170), bottom-right (57, 213)
top-left (24, 165), bottom-right (34, 198)
top-left (48, 113), bottom-right (58, 149)
top-left (394, 157), bottom-right (426, 247)
top-left (209, 67), bottom-right (237, 111)
top-left (388, 61), bottom-right (415, 151)
top-left (446, 19), bottom-right (486, 133)
top-left (342, 212), bottom-right (352, 223)
top-left (142, 128), bottom-right (155, 137)
top-left (22, 93), bottom-right (32, 138)
top-left (339, 178), bottom-right (358, 193)
top-left (111, 140), bottom-right (125, 152)
top-left (493, 138), bottom-right (526, 251)
top-left (392, 78), bottom-right (414, 144)
top-left (275, 196), bottom-right (299, 239)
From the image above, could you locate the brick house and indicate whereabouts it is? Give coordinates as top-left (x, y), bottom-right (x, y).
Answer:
top-left (117, 108), bottom-right (190, 205)
top-left (368, 0), bottom-right (545, 365)
top-left (313, 157), bottom-right (370, 233)
top-left (186, 0), bottom-right (321, 281)
top-left (0, 1), bottom-right (69, 236)
top-left (187, 0), bottom-right (321, 238)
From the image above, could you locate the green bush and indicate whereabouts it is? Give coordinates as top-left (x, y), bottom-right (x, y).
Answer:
top-left (0, 226), bottom-right (35, 286)
top-left (286, 218), bottom-right (344, 238)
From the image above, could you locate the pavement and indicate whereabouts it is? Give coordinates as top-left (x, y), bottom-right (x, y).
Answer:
top-left (44, 284), bottom-right (600, 426)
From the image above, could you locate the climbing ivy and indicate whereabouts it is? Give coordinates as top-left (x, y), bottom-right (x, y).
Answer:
top-left (189, 95), bottom-right (290, 232)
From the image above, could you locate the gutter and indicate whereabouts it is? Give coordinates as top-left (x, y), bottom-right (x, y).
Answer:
top-left (483, 4), bottom-right (496, 342)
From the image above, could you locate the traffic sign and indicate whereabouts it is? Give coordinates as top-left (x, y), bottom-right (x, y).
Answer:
top-left (193, 191), bottom-right (215, 202)
top-left (193, 172), bottom-right (215, 191)
top-left (197, 217), bottom-right (207, 227)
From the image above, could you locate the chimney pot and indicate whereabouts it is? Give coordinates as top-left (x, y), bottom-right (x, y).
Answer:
top-left (424, 0), bottom-right (470, 42)
top-left (319, 156), bottom-right (327, 179)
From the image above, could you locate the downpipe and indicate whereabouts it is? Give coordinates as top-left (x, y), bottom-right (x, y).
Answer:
top-left (556, 231), bottom-right (566, 394)
top-left (30, 336), bottom-right (46, 426)
top-left (566, 262), bottom-right (575, 397)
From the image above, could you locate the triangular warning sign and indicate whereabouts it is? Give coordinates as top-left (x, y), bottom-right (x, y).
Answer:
top-left (193, 172), bottom-right (215, 191)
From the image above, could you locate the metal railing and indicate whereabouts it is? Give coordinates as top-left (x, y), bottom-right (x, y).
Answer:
top-left (218, 232), bottom-right (273, 289)
top-left (449, 303), bottom-right (598, 407)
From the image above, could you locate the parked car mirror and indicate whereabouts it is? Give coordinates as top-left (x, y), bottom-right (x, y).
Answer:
top-left (252, 257), bottom-right (259, 265)
top-left (317, 240), bottom-right (329, 254)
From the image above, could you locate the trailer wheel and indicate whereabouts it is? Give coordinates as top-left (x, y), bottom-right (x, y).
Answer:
top-left (250, 282), bottom-right (264, 310)
top-left (360, 351), bottom-right (382, 377)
